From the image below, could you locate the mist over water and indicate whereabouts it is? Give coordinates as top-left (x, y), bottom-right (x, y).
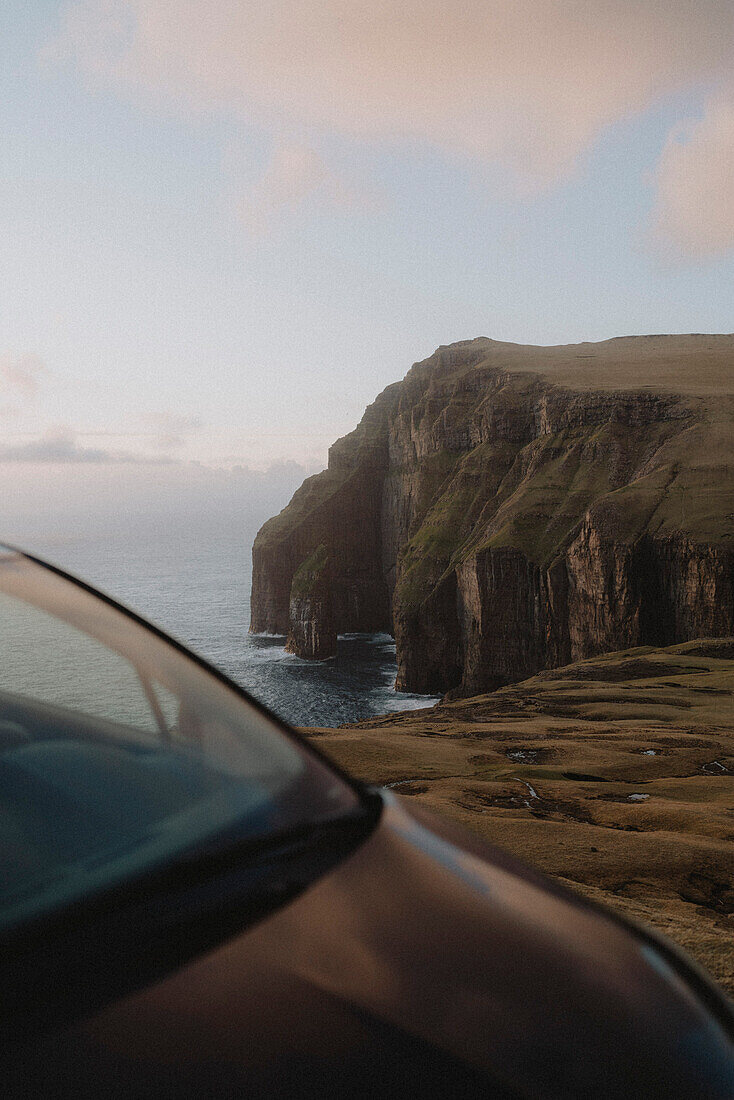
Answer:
top-left (18, 520), bottom-right (438, 728)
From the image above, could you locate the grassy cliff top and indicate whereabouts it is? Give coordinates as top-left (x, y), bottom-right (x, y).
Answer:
top-left (303, 638), bottom-right (734, 994)
top-left (426, 334), bottom-right (734, 396)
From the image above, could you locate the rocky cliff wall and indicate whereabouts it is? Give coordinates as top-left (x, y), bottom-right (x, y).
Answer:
top-left (250, 336), bottom-right (734, 696)
top-left (283, 544), bottom-right (336, 660)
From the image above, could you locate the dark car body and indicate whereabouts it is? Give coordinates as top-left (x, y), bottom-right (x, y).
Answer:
top-left (0, 547), bottom-right (733, 1098)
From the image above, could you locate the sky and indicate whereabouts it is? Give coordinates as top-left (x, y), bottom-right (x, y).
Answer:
top-left (1, 1), bottom-right (733, 522)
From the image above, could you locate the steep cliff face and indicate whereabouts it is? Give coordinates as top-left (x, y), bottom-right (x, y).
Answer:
top-left (250, 388), bottom-right (396, 648)
top-left (284, 545), bottom-right (336, 660)
top-left (250, 335), bottom-right (734, 692)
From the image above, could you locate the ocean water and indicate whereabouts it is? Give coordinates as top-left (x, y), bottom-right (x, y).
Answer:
top-left (21, 526), bottom-right (438, 728)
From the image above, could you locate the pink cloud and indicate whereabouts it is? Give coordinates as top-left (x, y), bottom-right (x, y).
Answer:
top-left (0, 353), bottom-right (46, 402)
top-left (239, 143), bottom-right (381, 235)
top-left (648, 88), bottom-right (734, 262)
top-left (145, 412), bottom-right (203, 451)
top-left (48, 1), bottom-right (734, 187)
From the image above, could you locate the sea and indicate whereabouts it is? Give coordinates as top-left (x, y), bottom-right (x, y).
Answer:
top-left (18, 523), bottom-right (438, 729)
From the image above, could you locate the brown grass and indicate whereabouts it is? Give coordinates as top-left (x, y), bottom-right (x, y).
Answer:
top-left (467, 334), bottom-right (734, 395)
top-left (302, 639), bottom-right (734, 996)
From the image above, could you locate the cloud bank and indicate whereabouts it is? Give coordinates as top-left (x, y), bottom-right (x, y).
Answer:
top-left (47, 1), bottom-right (734, 256)
top-left (0, 427), bottom-right (170, 464)
top-left (0, 454), bottom-right (315, 542)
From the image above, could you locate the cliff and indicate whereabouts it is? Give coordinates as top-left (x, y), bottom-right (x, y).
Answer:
top-left (284, 544), bottom-right (336, 660)
top-left (250, 334), bottom-right (734, 696)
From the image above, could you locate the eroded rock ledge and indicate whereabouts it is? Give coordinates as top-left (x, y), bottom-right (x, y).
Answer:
top-left (250, 335), bottom-right (734, 694)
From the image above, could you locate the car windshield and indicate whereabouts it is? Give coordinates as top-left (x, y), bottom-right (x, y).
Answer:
top-left (0, 549), bottom-right (359, 932)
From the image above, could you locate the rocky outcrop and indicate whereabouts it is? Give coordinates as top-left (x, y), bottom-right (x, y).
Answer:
top-left (285, 544), bottom-right (337, 660)
top-left (250, 335), bottom-right (734, 696)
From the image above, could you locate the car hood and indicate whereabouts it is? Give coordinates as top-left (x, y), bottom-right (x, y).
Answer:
top-left (9, 791), bottom-right (734, 1098)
